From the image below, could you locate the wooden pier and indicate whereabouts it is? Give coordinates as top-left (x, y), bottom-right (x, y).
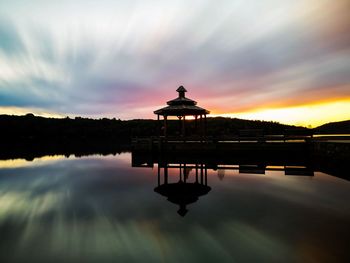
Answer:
top-left (132, 134), bottom-right (350, 180)
top-left (132, 134), bottom-right (313, 154)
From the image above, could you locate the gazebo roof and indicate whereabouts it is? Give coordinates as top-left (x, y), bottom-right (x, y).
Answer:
top-left (154, 86), bottom-right (210, 116)
top-left (166, 96), bottom-right (197, 106)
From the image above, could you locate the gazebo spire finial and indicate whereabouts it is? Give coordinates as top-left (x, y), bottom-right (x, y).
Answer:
top-left (176, 85), bottom-right (187, 98)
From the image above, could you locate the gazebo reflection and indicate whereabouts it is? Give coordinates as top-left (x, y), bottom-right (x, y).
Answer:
top-left (131, 150), bottom-right (316, 216)
top-left (155, 163), bottom-right (211, 217)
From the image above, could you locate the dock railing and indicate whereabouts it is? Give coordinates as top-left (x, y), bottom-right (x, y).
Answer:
top-left (132, 131), bottom-right (350, 145)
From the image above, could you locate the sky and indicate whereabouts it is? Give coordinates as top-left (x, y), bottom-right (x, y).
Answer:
top-left (0, 0), bottom-right (349, 127)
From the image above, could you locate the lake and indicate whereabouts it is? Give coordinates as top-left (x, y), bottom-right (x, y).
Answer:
top-left (0, 152), bottom-right (349, 262)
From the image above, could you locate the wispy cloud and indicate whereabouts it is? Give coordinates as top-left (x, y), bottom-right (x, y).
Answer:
top-left (0, 0), bottom-right (349, 124)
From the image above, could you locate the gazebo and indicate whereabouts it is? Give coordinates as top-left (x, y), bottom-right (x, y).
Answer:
top-left (154, 86), bottom-right (210, 138)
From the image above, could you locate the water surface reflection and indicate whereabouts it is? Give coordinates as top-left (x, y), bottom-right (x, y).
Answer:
top-left (0, 153), bottom-right (349, 262)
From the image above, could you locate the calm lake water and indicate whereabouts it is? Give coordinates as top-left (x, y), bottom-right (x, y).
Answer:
top-left (0, 152), bottom-right (349, 263)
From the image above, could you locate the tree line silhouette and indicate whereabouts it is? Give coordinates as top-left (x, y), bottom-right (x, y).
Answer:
top-left (0, 113), bottom-right (301, 141)
top-left (0, 114), bottom-right (348, 160)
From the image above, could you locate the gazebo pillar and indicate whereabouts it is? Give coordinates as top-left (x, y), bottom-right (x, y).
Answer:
top-left (200, 164), bottom-right (204, 184)
top-left (157, 164), bottom-right (161, 186)
top-left (178, 116), bottom-right (182, 135)
top-left (183, 163), bottom-right (187, 183)
top-left (163, 115), bottom-right (168, 138)
top-left (164, 165), bottom-right (168, 184)
top-left (195, 115), bottom-right (198, 132)
top-left (182, 115), bottom-right (186, 137)
top-left (157, 114), bottom-right (160, 136)
top-left (204, 114), bottom-right (207, 138)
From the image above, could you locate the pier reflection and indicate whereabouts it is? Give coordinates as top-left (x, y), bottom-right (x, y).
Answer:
top-left (132, 151), bottom-right (318, 216)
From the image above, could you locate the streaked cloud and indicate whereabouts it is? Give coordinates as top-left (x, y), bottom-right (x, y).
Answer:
top-left (0, 0), bottom-right (349, 125)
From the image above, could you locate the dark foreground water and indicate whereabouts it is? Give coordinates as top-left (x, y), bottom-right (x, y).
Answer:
top-left (0, 153), bottom-right (349, 263)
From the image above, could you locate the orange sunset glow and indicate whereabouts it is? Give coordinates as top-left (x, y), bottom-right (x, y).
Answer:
top-left (0, 0), bottom-right (349, 126)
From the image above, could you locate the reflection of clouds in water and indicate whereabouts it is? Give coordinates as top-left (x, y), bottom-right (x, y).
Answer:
top-left (0, 153), bottom-right (350, 262)
top-left (0, 191), bottom-right (62, 222)
top-left (0, 155), bottom-right (67, 169)
top-left (0, 153), bottom-right (127, 169)
top-left (218, 221), bottom-right (288, 261)
top-left (209, 171), bottom-right (350, 216)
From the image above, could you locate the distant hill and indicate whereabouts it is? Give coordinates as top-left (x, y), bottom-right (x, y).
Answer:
top-left (0, 114), bottom-right (303, 142)
top-left (314, 120), bottom-right (350, 134)
top-left (0, 114), bottom-right (336, 160)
